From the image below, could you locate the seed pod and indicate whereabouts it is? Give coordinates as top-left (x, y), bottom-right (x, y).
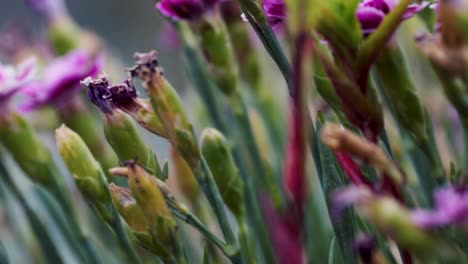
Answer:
top-left (123, 162), bottom-right (176, 253)
top-left (103, 109), bottom-right (159, 174)
top-left (201, 128), bottom-right (245, 218)
top-left (0, 112), bottom-right (55, 186)
top-left (129, 51), bottom-right (200, 169)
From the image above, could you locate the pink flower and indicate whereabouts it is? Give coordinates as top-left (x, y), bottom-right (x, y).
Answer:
top-left (20, 49), bottom-right (104, 112)
top-left (0, 57), bottom-right (37, 108)
top-left (357, 0), bottom-right (429, 34)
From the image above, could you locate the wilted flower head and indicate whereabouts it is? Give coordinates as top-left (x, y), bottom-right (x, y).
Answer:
top-left (357, 0), bottom-right (429, 34)
top-left (156, 0), bottom-right (219, 21)
top-left (20, 49), bottom-right (104, 112)
top-left (24, 0), bottom-right (67, 22)
top-left (263, 0), bottom-right (287, 30)
top-left (412, 185), bottom-right (468, 229)
top-left (83, 76), bottom-right (139, 115)
top-left (0, 57), bottom-right (36, 109)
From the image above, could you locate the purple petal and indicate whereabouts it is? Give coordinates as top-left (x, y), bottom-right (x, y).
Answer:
top-left (24, 0), bottom-right (66, 21)
top-left (263, 0), bottom-right (287, 30)
top-left (20, 50), bottom-right (104, 112)
top-left (0, 57), bottom-right (37, 103)
top-left (357, 6), bottom-right (386, 33)
top-left (156, 0), bottom-right (209, 21)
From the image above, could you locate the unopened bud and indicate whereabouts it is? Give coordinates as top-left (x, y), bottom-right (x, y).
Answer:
top-left (198, 14), bottom-right (239, 96)
top-left (55, 125), bottom-right (109, 205)
top-left (103, 109), bottom-right (160, 174)
top-left (201, 128), bottom-right (245, 218)
top-left (0, 112), bottom-right (55, 186)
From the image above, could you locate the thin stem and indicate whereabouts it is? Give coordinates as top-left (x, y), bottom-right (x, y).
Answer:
top-left (110, 206), bottom-right (142, 264)
top-left (48, 168), bottom-right (102, 264)
top-left (167, 199), bottom-right (229, 254)
top-left (197, 159), bottom-right (244, 264)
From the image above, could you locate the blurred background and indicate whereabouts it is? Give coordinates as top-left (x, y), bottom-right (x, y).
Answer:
top-left (0, 0), bottom-right (185, 87)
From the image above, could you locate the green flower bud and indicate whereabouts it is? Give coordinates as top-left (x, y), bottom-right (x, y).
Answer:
top-left (55, 125), bottom-right (110, 213)
top-left (170, 146), bottom-right (200, 201)
top-left (47, 17), bottom-right (79, 56)
top-left (201, 128), bottom-right (245, 218)
top-left (103, 109), bottom-right (159, 174)
top-left (198, 13), bottom-right (239, 96)
top-left (109, 183), bottom-right (172, 257)
top-left (109, 183), bottom-right (148, 232)
top-left (115, 163), bottom-right (177, 259)
top-left (130, 51), bottom-right (201, 169)
top-left (0, 112), bottom-right (55, 186)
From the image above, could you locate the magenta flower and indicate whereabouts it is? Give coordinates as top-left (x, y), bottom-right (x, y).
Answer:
top-left (20, 49), bottom-right (104, 112)
top-left (156, 0), bottom-right (219, 21)
top-left (357, 0), bottom-right (429, 34)
top-left (263, 0), bottom-right (287, 30)
top-left (412, 186), bottom-right (468, 230)
top-left (24, 0), bottom-right (67, 22)
top-left (0, 57), bottom-right (37, 111)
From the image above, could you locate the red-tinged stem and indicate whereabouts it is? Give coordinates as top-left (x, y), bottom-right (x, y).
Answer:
top-left (335, 151), bottom-right (373, 187)
top-left (284, 32), bottom-right (311, 208)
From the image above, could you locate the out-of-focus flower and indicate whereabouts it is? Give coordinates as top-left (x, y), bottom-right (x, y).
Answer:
top-left (263, 0), bottom-right (287, 30)
top-left (24, 0), bottom-right (67, 22)
top-left (0, 57), bottom-right (36, 110)
top-left (158, 23), bottom-right (181, 51)
top-left (156, 0), bottom-right (219, 21)
top-left (357, 0), bottom-right (429, 34)
top-left (412, 185), bottom-right (468, 229)
top-left (20, 49), bottom-right (103, 112)
top-left (260, 194), bottom-right (304, 264)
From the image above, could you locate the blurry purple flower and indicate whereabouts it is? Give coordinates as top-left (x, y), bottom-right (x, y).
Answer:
top-left (156, 0), bottom-right (219, 21)
top-left (24, 0), bottom-right (67, 22)
top-left (353, 234), bottom-right (377, 264)
top-left (412, 185), bottom-right (468, 229)
top-left (260, 194), bottom-right (305, 264)
top-left (158, 23), bottom-right (181, 51)
top-left (82, 75), bottom-right (139, 115)
top-left (263, 0), bottom-right (287, 30)
top-left (20, 49), bottom-right (104, 112)
top-left (357, 0), bottom-right (429, 34)
top-left (0, 57), bottom-right (37, 110)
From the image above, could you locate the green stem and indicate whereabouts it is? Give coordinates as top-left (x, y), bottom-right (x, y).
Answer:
top-left (229, 93), bottom-right (277, 263)
top-left (167, 199), bottom-right (229, 254)
top-left (236, 216), bottom-right (254, 264)
top-left (110, 206), bottom-right (142, 264)
top-left (198, 159), bottom-right (244, 264)
top-left (47, 167), bottom-right (102, 264)
top-left (0, 155), bottom-right (64, 263)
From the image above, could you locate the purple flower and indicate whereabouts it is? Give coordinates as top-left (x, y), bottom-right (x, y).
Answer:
top-left (24, 0), bottom-right (67, 22)
top-left (357, 0), bottom-right (429, 34)
top-left (156, 0), bottom-right (219, 21)
top-left (0, 57), bottom-right (37, 110)
top-left (82, 76), bottom-right (140, 115)
top-left (263, 0), bottom-right (287, 30)
top-left (412, 186), bottom-right (468, 229)
top-left (20, 49), bottom-right (104, 112)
